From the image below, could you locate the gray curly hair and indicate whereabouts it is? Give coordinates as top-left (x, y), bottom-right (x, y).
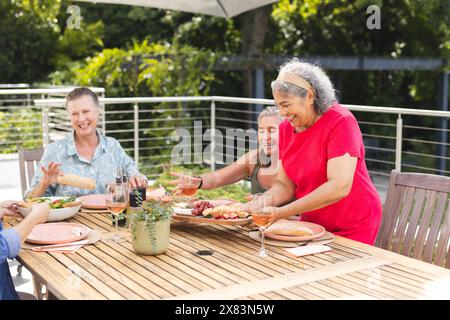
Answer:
top-left (271, 59), bottom-right (337, 115)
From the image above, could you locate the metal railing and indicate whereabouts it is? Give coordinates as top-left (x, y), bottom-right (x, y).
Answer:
top-left (0, 87), bottom-right (105, 152)
top-left (32, 96), bottom-right (450, 189)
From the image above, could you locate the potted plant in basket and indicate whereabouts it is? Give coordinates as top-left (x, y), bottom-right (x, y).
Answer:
top-left (129, 195), bottom-right (173, 255)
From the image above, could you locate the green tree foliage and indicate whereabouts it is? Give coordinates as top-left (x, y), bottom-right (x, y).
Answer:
top-left (269, 0), bottom-right (449, 107)
top-left (0, 108), bottom-right (42, 153)
top-left (72, 40), bottom-right (216, 97)
top-left (1, 0), bottom-right (448, 174)
top-left (0, 0), bottom-right (59, 83)
top-left (67, 40), bottom-right (216, 176)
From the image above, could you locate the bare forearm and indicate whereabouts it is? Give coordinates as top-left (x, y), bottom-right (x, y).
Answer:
top-left (264, 180), bottom-right (296, 207)
top-left (200, 167), bottom-right (247, 190)
top-left (28, 180), bottom-right (50, 198)
top-left (276, 180), bottom-right (348, 220)
top-left (199, 172), bottom-right (217, 190)
top-left (14, 214), bottom-right (43, 243)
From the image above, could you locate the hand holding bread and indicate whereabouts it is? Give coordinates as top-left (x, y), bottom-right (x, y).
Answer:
top-left (40, 162), bottom-right (95, 190)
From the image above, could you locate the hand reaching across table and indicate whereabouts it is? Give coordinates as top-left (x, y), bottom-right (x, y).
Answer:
top-left (0, 200), bottom-right (21, 219)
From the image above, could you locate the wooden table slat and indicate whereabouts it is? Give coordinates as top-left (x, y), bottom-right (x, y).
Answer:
top-left (168, 236), bottom-right (263, 282)
top-left (325, 276), bottom-right (397, 299)
top-left (348, 271), bottom-right (422, 299)
top-left (171, 227), bottom-right (291, 277)
top-left (170, 257), bottom-right (389, 300)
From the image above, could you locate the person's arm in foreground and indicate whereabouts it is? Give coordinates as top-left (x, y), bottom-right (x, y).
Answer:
top-left (273, 153), bottom-right (357, 220)
top-left (1, 202), bottom-right (49, 263)
top-left (263, 160), bottom-right (297, 207)
top-left (170, 151), bottom-right (255, 192)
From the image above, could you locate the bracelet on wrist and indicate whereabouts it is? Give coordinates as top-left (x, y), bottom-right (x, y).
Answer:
top-left (195, 176), bottom-right (203, 189)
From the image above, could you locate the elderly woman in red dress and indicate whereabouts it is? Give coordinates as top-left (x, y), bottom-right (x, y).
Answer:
top-left (261, 59), bottom-right (382, 245)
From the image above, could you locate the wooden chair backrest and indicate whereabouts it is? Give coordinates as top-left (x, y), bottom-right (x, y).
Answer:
top-left (375, 170), bottom-right (450, 268)
top-left (18, 147), bottom-right (44, 198)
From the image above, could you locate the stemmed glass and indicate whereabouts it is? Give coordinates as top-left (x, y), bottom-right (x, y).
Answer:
top-left (175, 170), bottom-right (199, 205)
top-left (250, 194), bottom-right (275, 258)
top-left (105, 182), bottom-right (128, 243)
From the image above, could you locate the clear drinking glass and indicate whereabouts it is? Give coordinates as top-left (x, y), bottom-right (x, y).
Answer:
top-left (178, 170), bottom-right (199, 205)
top-left (105, 182), bottom-right (128, 243)
top-left (250, 194), bottom-right (275, 258)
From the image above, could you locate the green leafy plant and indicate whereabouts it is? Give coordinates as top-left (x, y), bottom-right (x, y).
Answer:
top-left (130, 199), bottom-right (172, 247)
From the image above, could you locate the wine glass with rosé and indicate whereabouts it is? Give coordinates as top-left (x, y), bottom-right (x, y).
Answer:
top-left (171, 170), bottom-right (201, 205)
top-left (105, 182), bottom-right (128, 243)
top-left (250, 194), bottom-right (275, 258)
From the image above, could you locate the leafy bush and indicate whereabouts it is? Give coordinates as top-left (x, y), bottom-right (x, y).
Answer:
top-left (71, 39), bottom-right (216, 97)
top-left (0, 109), bottom-right (42, 153)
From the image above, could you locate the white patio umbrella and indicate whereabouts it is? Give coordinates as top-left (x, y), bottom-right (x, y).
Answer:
top-left (73, 0), bottom-right (279, 18)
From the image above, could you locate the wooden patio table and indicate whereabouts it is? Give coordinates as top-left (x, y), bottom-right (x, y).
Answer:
top-left (5, 212), bottom-right (450, 300)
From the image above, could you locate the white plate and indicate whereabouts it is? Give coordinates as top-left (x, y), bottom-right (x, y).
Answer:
top-left (19, 197), bottom-right (81, 222)
top-left (174, 202), bottom-right (189, 209)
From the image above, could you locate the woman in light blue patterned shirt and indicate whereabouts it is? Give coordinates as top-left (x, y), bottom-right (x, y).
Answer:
top-left (27, 88), bottom-right (147, 198)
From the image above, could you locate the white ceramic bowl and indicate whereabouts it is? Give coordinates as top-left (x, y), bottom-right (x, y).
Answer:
top-left (19, 197), bottom-right (82, 222)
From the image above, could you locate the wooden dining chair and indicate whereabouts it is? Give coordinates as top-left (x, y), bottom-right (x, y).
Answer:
top-left (18, 147), bottom-right (44, 198)
top-left (375, 170), bottom-right (450, 268)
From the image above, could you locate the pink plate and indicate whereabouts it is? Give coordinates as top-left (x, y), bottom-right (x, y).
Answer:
top-left (26, 223), bottom-right (90, 245)
top-left (264, 221), bottom-right (326, 242)
top-left (79, 194), bottom-right (107, 209)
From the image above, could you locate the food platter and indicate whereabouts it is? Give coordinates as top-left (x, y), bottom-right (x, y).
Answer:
top-left (171, 200), bottom-right (252, 226)
top-left (171, 214), bottom-right (252, 225)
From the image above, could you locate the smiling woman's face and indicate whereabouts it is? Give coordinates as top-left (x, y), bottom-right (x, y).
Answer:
top-left (67, 95), bottom-right (100, 139)
top-left (258, 115), bottom-right (280, 156)
top-left (272, 89), bottom-right (318, 131)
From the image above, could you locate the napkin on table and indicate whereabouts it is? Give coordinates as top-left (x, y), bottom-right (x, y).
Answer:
top-left (283, 245), bottom-right (332, 257)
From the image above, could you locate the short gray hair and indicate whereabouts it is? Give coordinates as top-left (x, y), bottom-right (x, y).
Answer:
top-left (66, 87), bottom-right (100, 109)
top-left (271, 59), bottom-right (337, 115)
top-left (257, 106), bottom-right (283, 124)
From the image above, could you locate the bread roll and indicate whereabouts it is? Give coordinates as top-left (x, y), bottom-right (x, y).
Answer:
top-left (265, 219), bottom-right (313, 237)
top-left (57, 174), bottom-right (96, 190)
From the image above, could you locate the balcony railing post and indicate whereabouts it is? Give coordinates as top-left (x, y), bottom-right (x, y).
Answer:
top-left (395, 114), bottom-right (403, 172)
top-left (100, 92), bottom-right (106, 135)
top-left (210, 100), bottom-right (216, 171)
top-left (134, 103), bottom-right (139, 169)
top-left (41, 94), bottom-right (50, 147)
